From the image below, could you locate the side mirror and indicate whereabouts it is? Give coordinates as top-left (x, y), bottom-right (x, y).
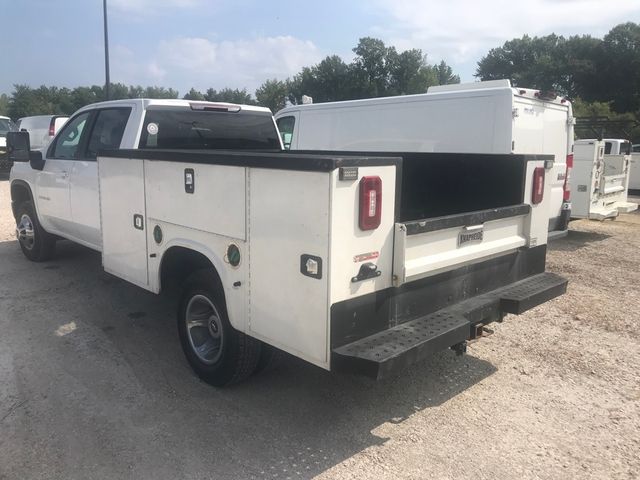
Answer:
top-left (7, 131), bottom-right (30, 162)
top-left (7, 131), bottom-right (46, 170)
top-left (29, 150), bottom-right (45, 171)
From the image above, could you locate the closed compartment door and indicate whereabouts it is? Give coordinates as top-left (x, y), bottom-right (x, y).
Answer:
top-left (98, 156), bottom-right (149, 289)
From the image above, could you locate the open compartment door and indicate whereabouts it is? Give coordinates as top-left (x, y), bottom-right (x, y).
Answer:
top-left (98, 156), bottom-right (150, 290)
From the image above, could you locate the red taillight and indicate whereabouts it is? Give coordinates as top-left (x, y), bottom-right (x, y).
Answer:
top-left (48, 118), bottom-right (56, 137)
top-left (532, 167), bottom-right (545, 205)
top-left (358, 176), bottom-right (382, 230)
top-left (563, 153), bottom-right (573, 201)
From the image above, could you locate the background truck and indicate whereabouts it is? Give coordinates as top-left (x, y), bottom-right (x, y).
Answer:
top-left (7, 99), bottom-right (567, 386)
top-left (275, 79), bottom-right (574, 239)
top-left (591, 138), bottom-right (640, 193)
top-left (602, 139), bottom-right (640, 193)
top-left (16, 115), bottom-right (69, 151)
top-left (0, 115), bottom-right (17, 171)
top-left (572, 139), bottom-right (638, 219)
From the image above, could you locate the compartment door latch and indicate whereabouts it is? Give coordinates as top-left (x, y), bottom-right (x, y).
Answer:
top-left (351, 262), bottom-right (381, 283)
top-left (184, 168), bottom-right (195, 194)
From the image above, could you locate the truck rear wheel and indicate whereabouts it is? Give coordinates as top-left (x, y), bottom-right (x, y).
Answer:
top-left (15, 201), bottom-right (56, 262)
top-left (177, 269), bottom-right (261, 386)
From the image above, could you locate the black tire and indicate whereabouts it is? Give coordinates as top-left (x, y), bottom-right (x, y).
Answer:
top-left (254, 342), bottom-right (286, 374)
top-left (15, 200), bottom-right (56, 262)
top-left (177, 269), bottom-right (261, 386)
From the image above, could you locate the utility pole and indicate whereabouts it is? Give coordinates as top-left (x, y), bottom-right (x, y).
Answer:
top-left (103, 0), bottom-right (110, 100)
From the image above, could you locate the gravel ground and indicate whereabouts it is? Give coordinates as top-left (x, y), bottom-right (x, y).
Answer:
top-left (0, 177), bottom-right (638, 480)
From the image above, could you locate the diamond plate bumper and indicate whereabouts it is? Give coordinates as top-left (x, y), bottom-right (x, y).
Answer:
top-left (332, 272), bottom-right (567, 379)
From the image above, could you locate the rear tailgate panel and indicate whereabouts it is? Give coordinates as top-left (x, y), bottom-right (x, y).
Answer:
top-left (393, 204), bottom-right (531, 286)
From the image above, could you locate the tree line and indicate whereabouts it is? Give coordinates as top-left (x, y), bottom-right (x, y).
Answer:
top-left (1, 25), bottom-right (639, 140)
top-left (476, 22), bottom-right (640, 139)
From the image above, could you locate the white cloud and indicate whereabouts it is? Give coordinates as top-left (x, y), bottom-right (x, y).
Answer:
top-left (150, 35), bottom-right (322, 93)
top-left (108, 35), bottom-right (321, 94)
top-left (371, 0), bottom-right (640, 78)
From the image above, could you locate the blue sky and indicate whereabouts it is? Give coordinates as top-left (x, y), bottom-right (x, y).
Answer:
top-left (1, 0), bottom-right (639, 97)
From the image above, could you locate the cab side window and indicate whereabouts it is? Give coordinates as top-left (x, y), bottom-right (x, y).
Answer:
top-left (276, 116), bottom-right (295, 150)
top-left (50, 112), bottom-right (91, 159)
top-left (86, 108), bottom-right (131, 159)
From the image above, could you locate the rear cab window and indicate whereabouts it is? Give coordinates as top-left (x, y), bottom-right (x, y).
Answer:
top-left (86, 108), bottom-right (131, 159)
top-left (138, 108), bottom-right (281, 150)
top-left (620, 142), bottom-right (631, 155)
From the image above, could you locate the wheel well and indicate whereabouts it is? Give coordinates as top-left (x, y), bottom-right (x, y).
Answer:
top-left (159, 246), bottom-right (222, 294)
top-left (10, 182), bottom-right (33, 219)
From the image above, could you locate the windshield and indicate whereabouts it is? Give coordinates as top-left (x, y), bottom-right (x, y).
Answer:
top-left (0, 118), bottom-right (14, 136)
top-left (139, 109), bottom-right (281, 150)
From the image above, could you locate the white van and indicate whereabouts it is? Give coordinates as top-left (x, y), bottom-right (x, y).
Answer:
top-left (17, 115), bottom-right (69, 151)
top-left (275, 79), bottom-right (574, 237)
top-left (1, 116), bottom-right (16, 171)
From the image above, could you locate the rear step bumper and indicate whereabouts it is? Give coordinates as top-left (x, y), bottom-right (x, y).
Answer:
top-left (332, 272), bottom-right (567, 379)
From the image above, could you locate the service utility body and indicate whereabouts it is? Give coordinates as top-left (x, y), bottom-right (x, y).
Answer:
top-left (7, 98), bottom-right (567, 386)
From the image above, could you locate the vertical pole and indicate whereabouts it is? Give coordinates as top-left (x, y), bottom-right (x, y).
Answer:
top-left (103, 0), bottom-right (110, 101)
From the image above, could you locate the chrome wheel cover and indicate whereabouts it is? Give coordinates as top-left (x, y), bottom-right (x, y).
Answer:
top-left (185, 294), bottom-right (224, 365)
top-left (16, 214), bottom-right (35, 251)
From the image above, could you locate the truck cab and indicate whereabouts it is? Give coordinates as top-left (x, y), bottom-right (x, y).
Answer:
top-left (10, 99), bottom-right (281, 255)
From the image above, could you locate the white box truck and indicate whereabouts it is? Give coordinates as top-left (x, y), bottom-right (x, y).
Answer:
top-left (596, 138), bottom-right (640, 193)
top-left (7, 99), bottom-right (567, 386)
top-left (275, 79), bottom-right (574, 238)
top-left (572, 139), bottom-right (638, 218)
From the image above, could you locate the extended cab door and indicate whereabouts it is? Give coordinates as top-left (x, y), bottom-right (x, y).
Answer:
top-left (37, 112), bottom-right (92, 234)
top-left (68, 107), bottom-right (133, 249)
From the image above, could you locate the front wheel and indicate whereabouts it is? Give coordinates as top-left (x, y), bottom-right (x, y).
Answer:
top-left (177, 269), bottom-right (261, 386)
top-left (15, 201), bottom-right (56, 262)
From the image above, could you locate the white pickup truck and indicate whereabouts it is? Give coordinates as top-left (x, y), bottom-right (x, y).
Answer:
top-left (7, 99), bottom-right (567, 386)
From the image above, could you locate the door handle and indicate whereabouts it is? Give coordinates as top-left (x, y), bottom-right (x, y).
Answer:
top-left (60, 171), bottom-right (69, 179)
